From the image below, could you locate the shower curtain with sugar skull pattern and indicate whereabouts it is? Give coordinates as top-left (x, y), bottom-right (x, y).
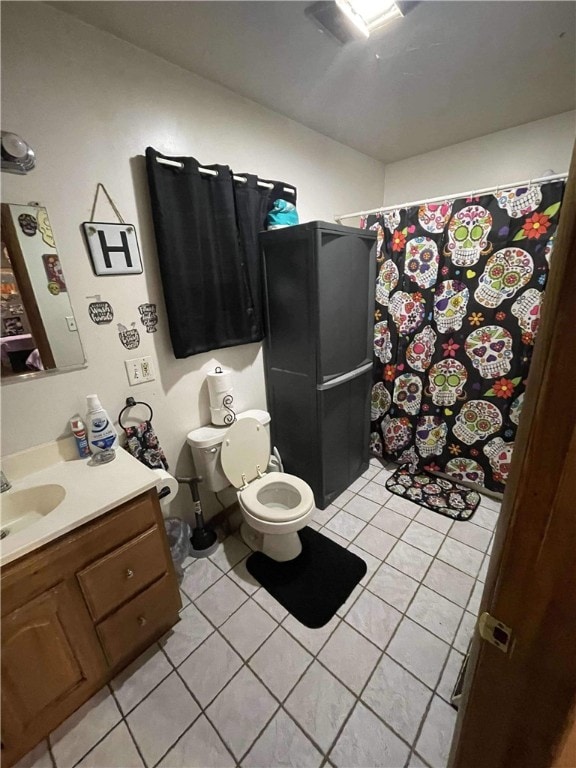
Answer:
top-left (363, 180), bottom-right (565, 493)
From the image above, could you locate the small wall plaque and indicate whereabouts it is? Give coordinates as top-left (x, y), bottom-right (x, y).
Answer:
top-left (82, 222), bottom-right (142, 276)
top-left (138, 303), bottom-right (158, 333)
top-left (88, 301), bottom-right (114, 325)
top-left (118, 322), bottom-right (140, 349)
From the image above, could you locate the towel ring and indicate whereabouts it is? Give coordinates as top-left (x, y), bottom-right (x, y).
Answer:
top-left (118, 396), bottom-right (154, 430)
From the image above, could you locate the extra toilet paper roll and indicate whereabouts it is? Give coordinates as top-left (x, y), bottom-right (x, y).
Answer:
top-left (206, 366), bottom-right (235, 426)
top-left (152, 469), bottom-right (179, 509)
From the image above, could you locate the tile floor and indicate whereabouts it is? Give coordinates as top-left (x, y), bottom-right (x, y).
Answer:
top-left (18, 461), bottom-right (501, 768)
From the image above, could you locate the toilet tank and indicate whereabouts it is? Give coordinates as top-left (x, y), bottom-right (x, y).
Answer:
top-left (187, 409), bottom-right (271, 492)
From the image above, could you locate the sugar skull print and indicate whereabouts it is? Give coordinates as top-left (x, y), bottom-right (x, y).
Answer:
top-left (393, 373), bottom-right (423, 415)
top-left (406, 326), bottom-right (436, 372)
top-left (465, 325), bottom-right (513, 379)
top-left (544, 235), bottom-right (555, 265)
top-left (371, 382), bottom-right (391, 421)
top-left (445, 206), bottom-right (492, 266)
top-left (376, 259), bottom-right (399, 306)
top-left (434, 280), bottom-right (469, 333)
top-left (509, 392), bottom-right (524, 426)
top-left (453, 400), bottom-right (503, 444)
top-left (415, 416), bottom-right (448, 458)
top-left (370, 431), bottom-right (383, 457)
top-left (494, 185), bottom-right (542, 218)
top-left (475, 248), bottom-right (533, 309)
top-left (405, 237), bottom-right (439, 290)
top-left (382, 415), bottom-right (412, 453)
top-left (418, 202), bottom-right (453, 234)
top-left (369, 222), bottom-right (385, 261)
top-left (511, 288), bottom-right (542, 335)
top-left (445, 458), bottom-right (486, 485)
top-left (389, 291), bottom-right (426, 334)
top-left (483, 437), bottom-right (514, 484)
top-left (398, 446), bottom-right (419, 472)
top-left (427, 359), bottom-right (467, 406)
top-left (374, 321), bottom-right (392, 363)
top-left (383, 209), bottom-right (401, 232)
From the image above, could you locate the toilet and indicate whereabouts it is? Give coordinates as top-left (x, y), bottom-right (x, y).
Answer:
top-left (187, 410), bottom-right (315, 561)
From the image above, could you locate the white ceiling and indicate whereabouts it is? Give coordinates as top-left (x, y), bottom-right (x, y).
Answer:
top-left (50, 0), bottom-right (576, 162)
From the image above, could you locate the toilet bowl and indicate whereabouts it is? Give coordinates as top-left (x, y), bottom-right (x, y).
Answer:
top-left (187, 413), bottom-right (314, 562)
top-left (236, 472), bottom-right (314, 561)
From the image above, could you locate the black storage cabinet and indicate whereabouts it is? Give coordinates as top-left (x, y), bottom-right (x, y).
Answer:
top-left (260, 221), bottom-right (377, 509)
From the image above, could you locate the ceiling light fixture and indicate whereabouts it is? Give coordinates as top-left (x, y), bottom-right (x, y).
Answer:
top-left (337, 0), bottom-right (403, 34)
top-left (306, 0), bottom-right (404, 45)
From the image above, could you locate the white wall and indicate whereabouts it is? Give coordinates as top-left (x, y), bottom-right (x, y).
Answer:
top-left (382, 111), bottom-right (575, 206)
top-left (0, 2), bottom-right (385, 518)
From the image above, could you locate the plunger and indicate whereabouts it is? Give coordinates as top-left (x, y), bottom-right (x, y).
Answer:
top-left (177, 476), bottom-right (219, 558)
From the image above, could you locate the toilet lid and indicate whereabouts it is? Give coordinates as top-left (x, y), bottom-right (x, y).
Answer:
top-left (220, 417), bottom-right (270, 489)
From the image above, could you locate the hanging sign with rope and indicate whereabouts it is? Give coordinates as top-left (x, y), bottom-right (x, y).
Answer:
top-left (82, 183), bottom-right (143, 275)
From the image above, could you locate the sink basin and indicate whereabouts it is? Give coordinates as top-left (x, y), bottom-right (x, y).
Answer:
top-left (1, 484), bottom-right (66, 538)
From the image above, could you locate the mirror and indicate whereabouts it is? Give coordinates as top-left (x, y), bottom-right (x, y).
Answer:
top-left (1, 203), bottom-right (86, 380)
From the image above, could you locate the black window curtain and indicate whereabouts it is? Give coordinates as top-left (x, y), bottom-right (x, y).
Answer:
top-left (145, 148), bottom-right (296, 358)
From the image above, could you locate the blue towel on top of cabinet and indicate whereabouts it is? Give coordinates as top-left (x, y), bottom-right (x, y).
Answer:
top-left (267, 199), bottom-right (299, 229)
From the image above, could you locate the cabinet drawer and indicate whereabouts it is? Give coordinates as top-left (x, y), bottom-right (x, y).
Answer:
top-left (1, 492), bottom-right (159, 617)
top-left (96, 575), bottom-right (181, 667)
top-left (77, 527), bottom-right (167, 621)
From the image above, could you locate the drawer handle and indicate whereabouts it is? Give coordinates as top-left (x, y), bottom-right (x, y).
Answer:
top-left (125, 569), bottom-right (134, 579)
top-left (138, 615), bottom-right (147, 627)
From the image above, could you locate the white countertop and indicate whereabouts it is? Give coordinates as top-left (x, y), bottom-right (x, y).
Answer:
top-left (0, 447), bottom-right (158, 567)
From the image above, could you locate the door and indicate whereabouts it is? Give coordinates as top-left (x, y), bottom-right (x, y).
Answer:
top-left (449, 145), bottom-right (576, 767)
top-left (1, 580), bottom-right (106, 760)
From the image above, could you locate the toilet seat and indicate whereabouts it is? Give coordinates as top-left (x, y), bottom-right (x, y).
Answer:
top-left (220, 418), bottom-right (270, 489)
top-left (220, 418), bottom-right (315, 525)
top-left (238, 472), bottom-right (314, 523)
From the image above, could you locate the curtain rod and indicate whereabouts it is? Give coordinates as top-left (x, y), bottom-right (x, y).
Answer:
top-left (155, 155), bottom-right (296, 194)
top-left (334, 172), bottom-right (568, 223)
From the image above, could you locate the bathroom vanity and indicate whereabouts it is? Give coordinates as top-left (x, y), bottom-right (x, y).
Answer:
top-left (0, 444), bottom-right (181, 767)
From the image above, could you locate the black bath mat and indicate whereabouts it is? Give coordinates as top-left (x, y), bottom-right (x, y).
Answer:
top-left (246, 527), bottom-right (367, 628)
top-left (385, 465), bottom-right (480, 521)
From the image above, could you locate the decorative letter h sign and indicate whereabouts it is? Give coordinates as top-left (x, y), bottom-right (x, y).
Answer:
top-left (83, 222), bottom-right (143, 276)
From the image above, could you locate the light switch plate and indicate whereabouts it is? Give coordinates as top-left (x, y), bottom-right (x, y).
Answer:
top-left (125, 356), bottom-right (155, 385)
top-left (65, 315), bottom-right (77, 332)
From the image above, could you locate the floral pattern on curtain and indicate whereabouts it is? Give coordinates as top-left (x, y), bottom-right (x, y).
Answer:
top-left (364, 180), bottom-right (565, 493)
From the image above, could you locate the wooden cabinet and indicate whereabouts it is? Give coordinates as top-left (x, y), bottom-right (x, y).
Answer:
top-left (0, 489), bottom-right (181, 767)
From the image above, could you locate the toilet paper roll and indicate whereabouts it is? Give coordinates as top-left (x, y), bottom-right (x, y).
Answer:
top-left (207, 367), bottom-right (233, 408)
top-left (207, 366), bottom-right (235, 426)
top-left (151, 469), bottom-right (179, 509)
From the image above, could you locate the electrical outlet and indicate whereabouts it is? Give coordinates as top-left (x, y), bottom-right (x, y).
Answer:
top-left (65, 315), bottom-right (77, 332)
top-left (125, 356), bottom-right (155, 385)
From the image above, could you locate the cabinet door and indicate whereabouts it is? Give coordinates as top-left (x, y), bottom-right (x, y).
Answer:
top-left (317, 367), bottom-right (372, 507)
top-left (262, 231), bottom-right (316, 378)
top-left (1, 580), bottom-right (106, 755)
top-left (317, 231), bottom-right (376, 383)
